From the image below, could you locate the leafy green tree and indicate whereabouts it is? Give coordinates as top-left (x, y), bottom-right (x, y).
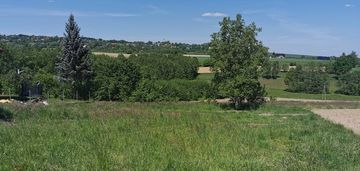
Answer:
top-left (0, 45), bottom-right (15, 76)
top-left (262, 61), bottom-right (272, 79)
top-left (333, 52), bottom-right (358, 77)
top-left (129, 53), bottom-right (199, 80)
top-left (55, 14), bottom-right (93, 99)
top-left (281, 63), bottom-right (289, 72)
top-left (285, 66), bottom-right (329, 94)
top-left (11, 67), bottom-right (33, 99)
top-left (210, 14), bottom-right (268, 109)
top-left (131, 79), bottom-right (213, 102)
top-left (336, 71), bottom-right (360, 96)
top-left (0, 79), bottom-right (3, 94)
top-left (271, 61), bottom-right (280, 78)
top-left (262, 61), bottom-right (280, 79)
top-left (202, 59), bottom-right (213, 67)
top-left (33, 70), bottom-right (60, 98)
top-left (92, 55), bottom-right (140, 101)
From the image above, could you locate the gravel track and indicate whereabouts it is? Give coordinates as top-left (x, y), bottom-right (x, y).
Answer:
top-left (312, 109), bottom-right (360, 135)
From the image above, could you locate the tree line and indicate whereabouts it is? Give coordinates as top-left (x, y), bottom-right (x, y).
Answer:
top-left (0, 34), bottom-right (209, 55)
top-left (1, 14), bottom-right (360, 109)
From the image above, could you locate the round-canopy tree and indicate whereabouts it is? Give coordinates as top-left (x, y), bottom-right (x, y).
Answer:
top-left (210, 14), bottom-right (269, 109)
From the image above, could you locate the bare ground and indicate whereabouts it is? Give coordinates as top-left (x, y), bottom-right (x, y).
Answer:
top-left (198, 67), bottom-right (212, 74)
top-left (312, 109), bottom-right (360, 135)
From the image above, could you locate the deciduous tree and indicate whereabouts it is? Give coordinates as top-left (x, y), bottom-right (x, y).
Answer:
top-left (210, 14), bottom-right (268, 109)
top-left (333, 52), bottom-right (358, 77)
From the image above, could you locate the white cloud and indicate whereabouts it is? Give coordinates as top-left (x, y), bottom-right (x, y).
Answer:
top-left (202, 12), bottom-right (227, 17)
top-left (345, 4), bottom-right (355, 8)
top-left (48, 0), bottom-right (55, 3)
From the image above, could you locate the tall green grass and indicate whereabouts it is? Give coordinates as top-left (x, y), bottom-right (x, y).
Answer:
top-left (0, 101), bottom-right (360, 170)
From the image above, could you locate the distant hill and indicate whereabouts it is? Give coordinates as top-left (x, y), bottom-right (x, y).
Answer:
top-left (0, 34), bottom-right (333, 59)
top-left (0, 34), bottom-right (209, 54)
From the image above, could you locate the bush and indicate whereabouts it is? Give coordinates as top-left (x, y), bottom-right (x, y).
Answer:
top-left (262, 61), bottom-right (280, 79)
top-left (336, 71), bottom-right (360, 96)
top-left (93, 56), bottom-right (141, 101)
top-left (129, 53), bottom-right (199, 80)
top-left (131, 79), bottom-right (214, 102)
top-left (285, 66), bottom-right (329, 94)
top-left (0, 107), bottom-right (13, 121)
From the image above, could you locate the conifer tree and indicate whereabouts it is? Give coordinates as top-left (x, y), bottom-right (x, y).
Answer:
top-left (56, 14), bottom-right (92, 99)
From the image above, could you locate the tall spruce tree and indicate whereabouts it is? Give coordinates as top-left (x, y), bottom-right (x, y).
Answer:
top-left (56, 14), bottom-right (92, 99)
top-left (210, 14), bottom-right (268, 109)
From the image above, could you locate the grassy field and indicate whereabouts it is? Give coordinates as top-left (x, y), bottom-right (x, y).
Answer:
top-left (1, 100), bottom-right (360, 170)
top-left (197, 73), bottom-right (360, 101)
top-left (93, 52), bottom-right (330, 67)
top-left (192, 56), bottom-right (331, 66)
top-left (270, 58), bottom-right (331, 65)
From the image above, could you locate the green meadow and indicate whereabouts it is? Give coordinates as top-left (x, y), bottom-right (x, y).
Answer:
top-left (1, 101), bottom-right (360, 170)
top-left (197, 73), bottom-right (360, 101)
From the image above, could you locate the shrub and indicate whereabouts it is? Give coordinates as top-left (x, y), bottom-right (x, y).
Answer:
top-left (131, 79), bottom-right (213, 102)
top-left (0, 107), bottom-right (13, 121)
top-left (336, 71), bottom-right (360, 96)
top-left (129, 53), bottom-right (199, 80)
top-left (285, 66), bottom-right (329, 94)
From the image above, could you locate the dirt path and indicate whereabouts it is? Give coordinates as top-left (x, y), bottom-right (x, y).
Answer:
top-left (312, 109), bottom-right (360, 135)
top-left (214, 98), bottom-right (360, 104)
top-left (276, 98), bottom-right (360, 103)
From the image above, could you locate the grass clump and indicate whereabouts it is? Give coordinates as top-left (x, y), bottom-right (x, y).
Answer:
top-left (0, 107), bottom-right (13, 121)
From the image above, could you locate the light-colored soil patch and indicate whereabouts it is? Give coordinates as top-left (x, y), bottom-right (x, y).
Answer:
top-left (93, 52), bottom-right (131, 58)
top-left (184, 54), bottom-right (210, 58)
top-left (277, 98), bottom-right (360, 103)
top-left (313, 109), bottom-right (360, 135)
top-left (259, 113), bottom-right (309, 116)
top-left (198, 67), bottom-right (212, 74)
top-left (94, 53), bottom-right (210, 59)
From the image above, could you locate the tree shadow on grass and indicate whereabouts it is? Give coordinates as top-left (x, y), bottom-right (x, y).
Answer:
top-left (219, 102), bottom-right (263, 111)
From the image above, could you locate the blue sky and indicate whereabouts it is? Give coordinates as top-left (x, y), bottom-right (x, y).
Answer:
top-left (0, 0), bottom-right (359, 56)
